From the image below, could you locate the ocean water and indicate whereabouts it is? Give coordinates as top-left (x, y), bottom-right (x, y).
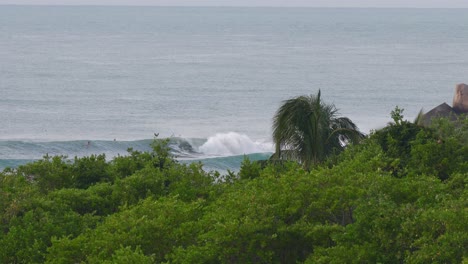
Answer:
top-left (1, 6), bottom-right (468, 171)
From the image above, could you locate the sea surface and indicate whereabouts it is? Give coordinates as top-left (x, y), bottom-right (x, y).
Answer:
top-left (1, 6), bottom-right (468, 171)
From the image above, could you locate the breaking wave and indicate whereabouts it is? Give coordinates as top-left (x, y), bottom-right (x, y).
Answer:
top-left (198, 132), bottom-right (272, 156)
top-left (0, 132), bottom-right (273, 172)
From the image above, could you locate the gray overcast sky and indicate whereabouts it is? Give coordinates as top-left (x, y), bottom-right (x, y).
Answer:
top-left (1, 0), bottom-right (468, 8)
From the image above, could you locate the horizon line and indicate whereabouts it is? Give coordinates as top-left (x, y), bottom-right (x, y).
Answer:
top-left (1, 4), bottom-right (468, 9)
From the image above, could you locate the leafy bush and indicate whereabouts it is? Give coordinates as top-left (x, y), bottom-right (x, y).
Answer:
top-left (1, 129), bottom-right (466, 263)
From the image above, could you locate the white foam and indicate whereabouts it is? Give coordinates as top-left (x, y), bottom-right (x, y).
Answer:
top-left (198, 132), bottom-right (273, 156)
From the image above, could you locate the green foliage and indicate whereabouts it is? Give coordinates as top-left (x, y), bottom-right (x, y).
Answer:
top-left (305, 172), bottom-right (467, 264)
top-left (16, 155), bottom-right (74, 192)
top-left (391, 105), bottom-right (405, 125)
top-left (430, 113), bottom-right (468, 145)
top-left (150, 136), bottom-right (174, 169)
top-left (72, 154), bottom-right (112, 189)
top-left (371, 120), bottom-right (425, 176)
top-left (1, 129), bottom-right (466, 263)
top-left (272, 90), bottom-right (364, 170)
top-left (107, 148), bottom-right (153, 179)
top-left (372, 109), bottom-right (467, 180)
top-left (0, 171), bottom-right (39, 226)
top-left (48, 186), bottom-right (116, 216)
top-left (46, 197), bottom-right (204, 263)
top-left (0, 196), bottom-right (99, 263)
top-left (168, 163), bottom-right (371, 263)
top-left (408, 130), bottom-right (467, 180)
top-left (238, 156), bottom-right (262, 180)
top-left (101, 246), bottom-right (155, 264)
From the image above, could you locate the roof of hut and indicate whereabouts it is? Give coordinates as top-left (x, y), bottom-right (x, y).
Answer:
top-left (421, 102), bottom-right (459, 127)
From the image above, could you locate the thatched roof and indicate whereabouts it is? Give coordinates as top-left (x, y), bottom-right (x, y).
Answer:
top-left (421, 103), bottom-right (459, 127)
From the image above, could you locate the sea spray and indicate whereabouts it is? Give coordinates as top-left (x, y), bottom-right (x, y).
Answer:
top-left (0, 134), bottom-right (273, 172)
top-left (198, 132), bottom-right (273, 156)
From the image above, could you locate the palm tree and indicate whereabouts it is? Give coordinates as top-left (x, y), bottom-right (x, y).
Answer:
top-left (272, 90), bottom-right (364, 170)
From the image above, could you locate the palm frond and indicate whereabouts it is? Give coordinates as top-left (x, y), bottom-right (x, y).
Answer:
top-left (272, 90), bottom-right (363, 170)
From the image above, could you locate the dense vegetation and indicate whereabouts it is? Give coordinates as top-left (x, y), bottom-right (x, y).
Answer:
top-left (1, 114), bottom-right (467, 263)
top-left (272, 90), bottom-right (364, 170)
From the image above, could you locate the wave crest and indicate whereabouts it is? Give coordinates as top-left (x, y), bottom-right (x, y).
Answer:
top-left (198, 132), bottom-right (272, 156)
